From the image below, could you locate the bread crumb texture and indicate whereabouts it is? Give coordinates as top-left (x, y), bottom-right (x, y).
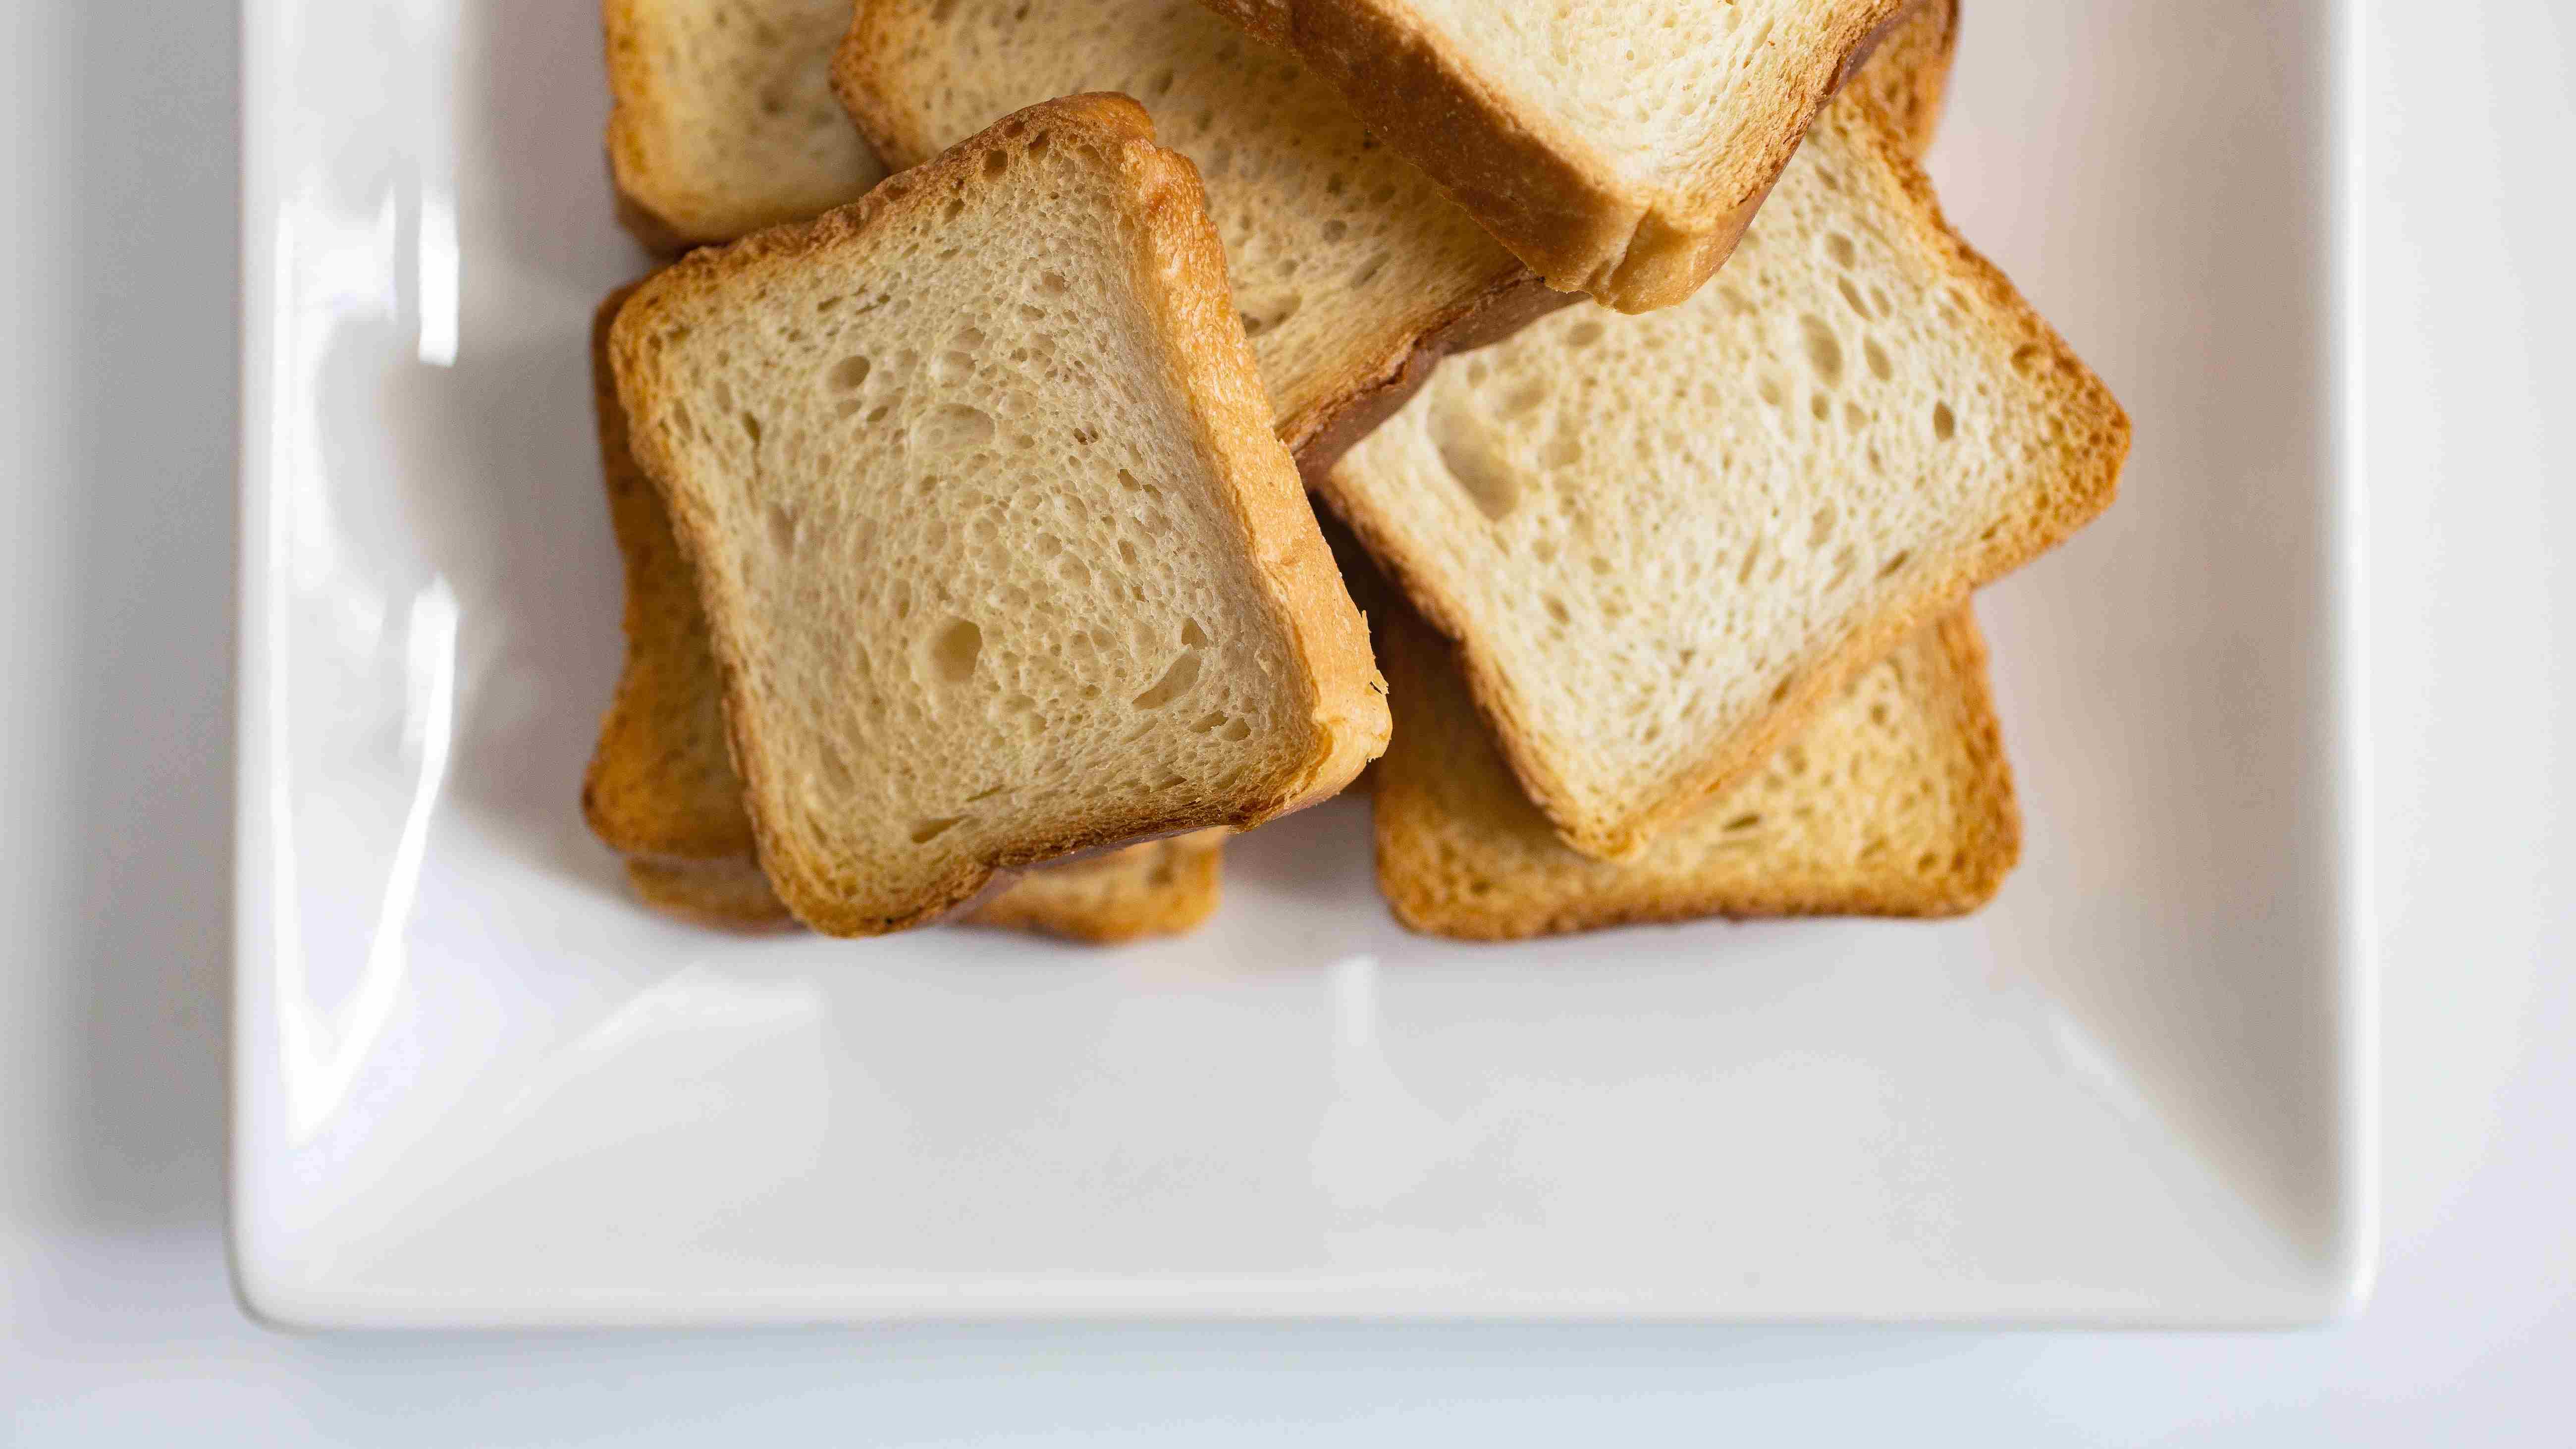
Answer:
top-left (612, 97), bottom-right (1381, 934)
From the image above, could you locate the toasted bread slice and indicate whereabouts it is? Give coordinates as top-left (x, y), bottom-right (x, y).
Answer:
top-left (835, 0), bottom-right (1959, 468)
top-left (625, 836), bottom-right (1228, 942)
top-left (610, 96), bottom-right (1387, 936)
top-left (603, 0), bottom-right (890, 250)
top-left (584, 283), bottom-right (760, 864)
top-left (832, 0), bottom-right (1567, 473)
top-left (1192, 0), bottom-right (1935, 311)
top-left (1851, 0), bottom-right (1960, 157)
top-left (1374, 601), bottom-right (2017, 940)
top-left (965, 832), bottom-right (1229, 943)
top-left (623, 854), bottom-right (801, 931)
top-left (583, 286), bottom-right (1231, 941)
top-left (1321, 95), bottom-right (2126, 861)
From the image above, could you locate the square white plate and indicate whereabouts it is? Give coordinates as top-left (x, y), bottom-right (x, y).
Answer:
top-left (231, 0), bottom-right (2370, 1327)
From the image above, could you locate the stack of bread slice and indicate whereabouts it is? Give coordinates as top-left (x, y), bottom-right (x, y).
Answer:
top-left (581, 0), bottom-right (2128, 944)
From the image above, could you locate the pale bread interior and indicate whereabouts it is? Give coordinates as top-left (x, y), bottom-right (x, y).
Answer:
top-left (607, 0), bottom-right (889, 246)
top-left (1374, 603), bottom-right (2017, 940)
top-left (836, 0), bottom-right (1527, 450)
top-left (1393, 0), bottom-right (1899, 194)
top-left (1324, 100), bottom-right (2124, 859)
top-left (614, 100), bottom-right (1381, 933)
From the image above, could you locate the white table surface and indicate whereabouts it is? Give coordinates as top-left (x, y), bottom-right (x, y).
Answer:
top-left (4, 1), bottom-right (2568, 1442)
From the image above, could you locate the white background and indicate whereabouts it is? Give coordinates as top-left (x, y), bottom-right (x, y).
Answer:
top-left (3, 0), bottom-right (2569, 1442)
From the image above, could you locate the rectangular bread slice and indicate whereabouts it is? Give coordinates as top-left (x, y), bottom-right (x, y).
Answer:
top-left (1321, 94), bottom-right (2127, 861)
top-left (1193, 0), bottom-right (1922, 312)
top-left (1374, 600), bottom-right (2018, 940)
top-left (604, 0), bottom-right (890, 250)
top-left (610, 96), bottom-right (1387, 935)
top-left (962, 833), bottom-right (1228, 944)
top-left (626, 836), bottom-right (1229, 942)
top-left (832, 0), bottom-right (1565, 473)
top-left (583, 285), bottom-right (1229, 941)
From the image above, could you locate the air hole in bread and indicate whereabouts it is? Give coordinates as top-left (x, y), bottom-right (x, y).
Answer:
top-left (1878, 550), bottom-right (1913, 579)
top-left (1543, 595), bottom-right (1570, 627)
top-left (1238, 290), bottom-right (1303, 338)
top-left (1799, 315), bottom-right (1843, 385)
top-left (982, 148), bottom-right (1010, 177)
top-left (912, 402), bottom-right (994, 453)
top-left (828, 355), bottom-right (872, 392)
top-left (1824, 233), bottom-right (1857, 268)
top-left (930, 618), bottom-right (982, 683)
top-left (816, 742), bottom-right (856, 793)
top-left (1864, 339), bottom-right (1893, 382)
top-left (1724, 813), bottom-right (1764, 833)
top-left (910, 816), bottom-right (965, 845)
top-left (1808, 505), bottom-right (1838, 546)
top-left (766, 503), bottom-right (798, 552)
top-left (1132, 648), bottom-right (1201, 711)
top-left (1827, 543), bottom-right (1859, 590)
top-left (1430, 398), bottom-right (1524, 522)
top-left (1564, 319), bottom-right (1607, 348)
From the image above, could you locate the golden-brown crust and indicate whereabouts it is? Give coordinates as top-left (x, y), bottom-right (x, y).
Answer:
top-left (829, 1), bottom-right (922, 167)
top-left (581, 281), bottom-right (762, 861)
top-left (1194, 0), bottom-right (1911, 312)
top-left (612, 95), bottom-right (1380, 936)
top-left (627, 840), bottom-right (1227, 943)
top-left (964, 835), bottom-right (1228, 944)
top-left (1286, 270), bottom-right (1579, 482)
top-left (600, 0), bottom-right (675, 250)
top-left (1922, 607), bottom-right (2023, 912)
top-left (1846, 0), bottom-right (1962, 157)
top-left (1572, 94), bottom-right (2121, 860)
top-left (832, 1), bottom-right (1579, 480)
top-left (626, 854), bottom-right (802, 931)
top-left (1372, 603), bottom-right (2019, 941)
top-left (1114, 128), bottom-right (1393, 825)
top-left (604, 0), bottom-right (890, 251)
top-left (1323, 83), bottom-right (2122, 863)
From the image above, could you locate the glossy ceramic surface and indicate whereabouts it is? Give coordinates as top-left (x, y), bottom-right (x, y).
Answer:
top-left (232, 0), bottom-right (2369, 1326)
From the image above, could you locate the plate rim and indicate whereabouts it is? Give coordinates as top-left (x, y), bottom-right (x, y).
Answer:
top-left (226, 0), bottom-right (2377, 1331)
